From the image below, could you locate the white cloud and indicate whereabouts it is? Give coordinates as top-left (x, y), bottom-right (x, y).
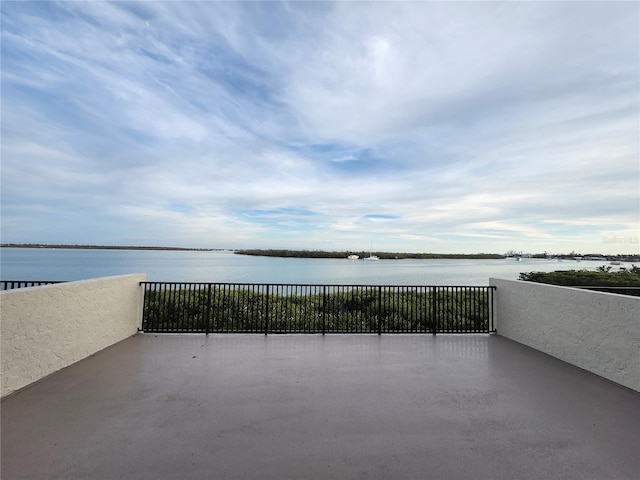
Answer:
top-left (1, 1), bottom-right (637, 254)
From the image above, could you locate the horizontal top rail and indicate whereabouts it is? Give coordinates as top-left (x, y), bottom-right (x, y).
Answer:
top-left (1, 280), bottom-right (64, 283)
top-left (570, 286), bottom-right (640, 289)
top-left (1, 280), bottom-right (64, 291)
top-left (140, 281), bottom-right (496, 288)
top-left (570, 286), bottom-right (640, 296)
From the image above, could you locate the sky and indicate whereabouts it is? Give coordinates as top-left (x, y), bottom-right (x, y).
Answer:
top-left (1, 1), bottom-right (638, 255)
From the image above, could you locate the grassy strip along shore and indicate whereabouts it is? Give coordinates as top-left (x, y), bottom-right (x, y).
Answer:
top-left (235, 249), bottom-right (504, 260)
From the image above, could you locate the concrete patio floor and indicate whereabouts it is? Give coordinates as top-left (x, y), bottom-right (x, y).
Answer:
top-left (2, 334), bottom-right (639, 480)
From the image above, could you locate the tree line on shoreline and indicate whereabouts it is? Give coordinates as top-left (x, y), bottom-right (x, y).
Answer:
top-left (234, 249), bottom-right (505, 260)
top-left (519, 266), bottom-right (640, 287)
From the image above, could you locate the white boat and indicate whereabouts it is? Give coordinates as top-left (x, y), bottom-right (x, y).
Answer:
top-left (363, 252), bottom-right (379, 261)
top-left (363, 244), bottom-right (379, 261)
top-left (347, 254), bottom-right (359, 260)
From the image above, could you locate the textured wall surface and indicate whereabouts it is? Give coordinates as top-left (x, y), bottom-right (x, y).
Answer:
top-left (490, 278), bottom-right (640, 392)
top-left (1, 274), bottom-right (145, 397)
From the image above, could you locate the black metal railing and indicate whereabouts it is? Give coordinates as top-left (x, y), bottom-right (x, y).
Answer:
top-left (140, 282), bottom-right (496, 334)
top-left (1, 281), bottom-right (63, 291)
top-left (572, 286), bottom-right (640, 297)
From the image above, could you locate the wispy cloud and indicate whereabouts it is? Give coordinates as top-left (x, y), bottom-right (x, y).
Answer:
top-left (1, 1), bottom-right (637, 253)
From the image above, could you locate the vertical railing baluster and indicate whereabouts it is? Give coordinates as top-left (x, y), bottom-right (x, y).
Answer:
top-left (423, 287), bottom-right (428, 333)
top-left (468, 287), bottom-right (472, 333)
top-left (490, 287), bottom-right (495, 333)
top-left (377, 286), bottom-right (382, 335)
top-left (159, 283), bottom-right (164, 332)
top-left (205, 284), bottom-right (211, 334)
top-left (181, 284), bottom-right (187, 332)
top-left (247, 286), bottom-right (252, 332)
top-left (465, 287), bottom-right (469, 333)
top-left (175, 284), bottom-right (181, 332)
top-left (265, 284), bottom-right (270, 335)
top-left (410, 288), bottom-right (414, 333)
top-left (153, 283), bottom-right (159, 332)
top-left (188, 284), bottom-right (194, 332)
top-left (431, 286), bottom-right (437, 335)
top-left (184, 284), bottom-right (190, 332)
top-left (151, 283), bottom-right (156, 331)
top-left (174, 283), bottom-right (180, 333)
top-left (166, 284), bottom-right (172, 332)
top-left (222, 284), bottom-right (227, 332)
top-left (322, 286), bottom-right (326, 335)
top-left (478, 288), bottom-right (484, 333)
top-left (255, 284), bottom-right (259, 332)
top-left (470, 287), bottom-right (474, 332)
top-left (140, 283), bottom-right (146, 331)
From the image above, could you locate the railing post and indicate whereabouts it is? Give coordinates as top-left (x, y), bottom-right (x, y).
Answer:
top-left (322, 286), bottom-right (326, 335)
top-left (139, 282), bottom-right (146, 332)
top-left (378, 286), bottom-right (382, 335)
top-left (490, 286), bottom-right (495, 333)
top-left (432, 286), bottom-right (437, 335)
top-left (205, 284), bottom-right (211, 335)
top-left (265, 285), bottom-right (270, 335)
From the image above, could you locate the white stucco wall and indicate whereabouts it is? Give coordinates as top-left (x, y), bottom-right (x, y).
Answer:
top-left (1, 274), bottom-right (146, 397)
top-left (490, 278), bottom-right (640, 392)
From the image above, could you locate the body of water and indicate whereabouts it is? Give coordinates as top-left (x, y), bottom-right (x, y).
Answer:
top-left (0, 248), bottom-right (618, 285)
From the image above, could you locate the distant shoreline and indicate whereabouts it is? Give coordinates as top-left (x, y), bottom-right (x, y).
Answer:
top-left (235, 249), bottom-right (506, 260)
top-left (0, 244), bottom-right (217, 252)
top-left (3, 245), bottom-right (636, 261)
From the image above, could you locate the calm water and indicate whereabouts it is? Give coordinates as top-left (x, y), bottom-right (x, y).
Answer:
top-left (0, 248), bottom-right (614, 285)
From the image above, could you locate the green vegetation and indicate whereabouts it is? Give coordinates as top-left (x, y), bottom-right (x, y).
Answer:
top-left (519, 266), bottom-right (640, 286)
top-left (235, 249), bottom-right (505, 260)
top-left (142, 286), bottom-right (492, 333)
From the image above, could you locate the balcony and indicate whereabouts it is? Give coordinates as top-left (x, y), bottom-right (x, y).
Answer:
top-left (2, 275), bottom-right (639, 479)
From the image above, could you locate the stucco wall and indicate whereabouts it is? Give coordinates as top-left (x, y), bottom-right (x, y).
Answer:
top-left (490, 278), bottom-right (640, 392)
top-left (1, 274), bottom-right (146, 397)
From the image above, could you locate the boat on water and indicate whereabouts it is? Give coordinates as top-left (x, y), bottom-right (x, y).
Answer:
top-left (347, 254), bottom-right (359, 260)
top-left (362, 243), bottom-right (379, 261)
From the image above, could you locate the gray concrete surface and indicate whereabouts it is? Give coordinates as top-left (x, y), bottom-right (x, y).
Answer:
top-left (2, 334), bottom-right (639, 480)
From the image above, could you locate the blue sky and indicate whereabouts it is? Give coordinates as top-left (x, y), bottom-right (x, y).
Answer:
top-left (1, 1), bottom-right (638, 254)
